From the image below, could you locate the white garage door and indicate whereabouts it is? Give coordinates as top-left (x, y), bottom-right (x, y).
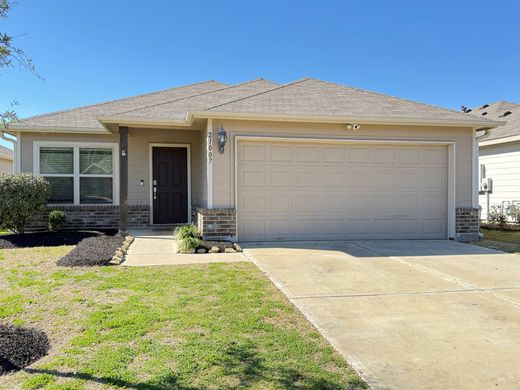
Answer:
top-left (237, 140), bottom-right (448, 241)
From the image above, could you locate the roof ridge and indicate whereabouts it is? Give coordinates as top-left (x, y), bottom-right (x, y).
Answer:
top-left (308, 77), bottom-right (481, 120)
top-left (20, 80), bottom-right (223, 122)
top-left (205, 78), bottom-right (311, 111)
top-left (110, 78), bottom-right (272, 117)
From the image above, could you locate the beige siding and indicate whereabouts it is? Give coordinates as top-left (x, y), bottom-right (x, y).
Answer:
top-left (19, 128), bottom-right (203, 206)
top-left (0, 157), bottom-right (12, 173)
top-left (210, 120), bottom-right (474, 209)
top-left (479, 142), bottom-right (520, 220)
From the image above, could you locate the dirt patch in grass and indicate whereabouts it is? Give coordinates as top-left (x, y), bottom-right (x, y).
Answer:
top-left (0, 324), bottom-right (50, 375)
top-left (57, 235), bottom-right (125, 267)
top-left (0, 230), bottom-right (117, 249)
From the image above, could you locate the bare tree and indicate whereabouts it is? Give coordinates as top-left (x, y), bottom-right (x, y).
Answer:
top-left (1, 0), bottom-right (40, 128)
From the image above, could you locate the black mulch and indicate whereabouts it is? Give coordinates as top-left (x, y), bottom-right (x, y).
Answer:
top-left (0, 229), bottom-right (118, 249)
top-left (56, 234), bottom-right (125, 267)
top-left (0, 323), bottom-right (50, 375)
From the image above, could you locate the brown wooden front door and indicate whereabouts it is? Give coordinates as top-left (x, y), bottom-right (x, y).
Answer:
top-left (152, 147), bottom-right (188, 224)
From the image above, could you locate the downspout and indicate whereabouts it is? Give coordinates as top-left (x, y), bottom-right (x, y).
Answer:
top-left (1, 131), bottom-right (18, 173)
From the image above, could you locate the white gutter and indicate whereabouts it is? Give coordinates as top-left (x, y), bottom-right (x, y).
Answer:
top-left (7, 124), bottom-right (111, 134)
top-left (1, 131), bottom-right (19, 173)
top-left (186, 110), bottom-right (504, 129)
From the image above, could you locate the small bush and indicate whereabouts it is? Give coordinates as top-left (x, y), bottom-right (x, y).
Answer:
top-left (48, 210), bottom-right (66, 232)
top-left (0, 173), bottom-right (49, 234)
top-left (489, 207), bottom-right (507, 226)
top-left (0, 323), bottom-right (50, 375)
top-left (173, 224), bottom-right (202, 253)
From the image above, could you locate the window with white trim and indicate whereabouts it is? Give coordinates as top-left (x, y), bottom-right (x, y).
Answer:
top-left (36, 143), bottom-right (117, 205)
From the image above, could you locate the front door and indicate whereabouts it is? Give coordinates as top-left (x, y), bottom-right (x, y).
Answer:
top-left (152, 147), bottom-right (188, 224)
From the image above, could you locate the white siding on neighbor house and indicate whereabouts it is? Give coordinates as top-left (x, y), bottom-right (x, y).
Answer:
top-left (19, 128), bottom-right (205, 207)
top-left (479, 141), bottom-right (520, 220)
top-left (210, 120), bottom-right (475, 210)
top-left (0, 157), bottom-right (12, 173)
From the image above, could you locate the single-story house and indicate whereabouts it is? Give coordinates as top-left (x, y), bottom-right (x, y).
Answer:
top-left (4, 78), bottom-right (500, 242)
top-left (0, 144), bottom-right (13, 174)
top-left (470, 101), bottom-right (520, 220)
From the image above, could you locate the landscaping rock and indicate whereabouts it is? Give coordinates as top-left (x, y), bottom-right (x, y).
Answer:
top-left (234, 243), bottom-right (243, 252)
top-left (196, 248), bottom-right (207, 254)
top-left (187, 248), bottom-right (196, 254)
top-left (209, 246), bottom-right (220, 253)
top-left (0, 324), bottom-right (50, 375)
top-left (201, 240), bottom-right (233, 252)
top-left (57, 234), bottom-right (125, 267)
top-left (224, 247), bottom-right (237, 253)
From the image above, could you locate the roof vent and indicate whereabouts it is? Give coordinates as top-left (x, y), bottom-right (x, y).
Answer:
top-left (500, 111), bottom-right (512, 117)
top-left (481, 112), bottom-right (488, 116)
top-left (480, 104), bottom-right (489, 109)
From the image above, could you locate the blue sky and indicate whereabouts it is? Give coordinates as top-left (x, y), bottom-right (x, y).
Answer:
top-left (1, 0), bottom-right (519, 148)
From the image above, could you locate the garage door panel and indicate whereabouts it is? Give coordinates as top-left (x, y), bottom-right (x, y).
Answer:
top-left (238, 141), bottom-right (448, 241)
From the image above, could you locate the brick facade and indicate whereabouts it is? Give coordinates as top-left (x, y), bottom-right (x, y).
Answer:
top-left (455, 207), bottom-right (480, 242)
top-left (195, 207), bottom-right (236, 241)
top-left (26, 205), bottom-right (150, 231)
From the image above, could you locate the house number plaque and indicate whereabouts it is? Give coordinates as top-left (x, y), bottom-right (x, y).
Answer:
top-left (207, 131), bottom-right (213, 163)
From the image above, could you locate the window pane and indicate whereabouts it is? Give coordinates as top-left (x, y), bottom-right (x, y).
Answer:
top-left (80, 148), bottom-right (113, 175)
top-left (45, 177), bottom-right (74, 204)
top-left (40, 147), bottom-right (73, 174)
top-left (80, 177), bottom-right (113, 204)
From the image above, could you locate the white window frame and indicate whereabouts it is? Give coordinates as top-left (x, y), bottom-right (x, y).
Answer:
top-left (34, 141), bottom-right (119, 206)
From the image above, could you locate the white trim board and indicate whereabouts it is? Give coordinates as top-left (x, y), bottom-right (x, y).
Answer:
top-left (148, 143), bottom-right (192, 225)
top-left (33, 140), bottom-right (119, 206)
top-left (233, 135), bottom-right (456, 241)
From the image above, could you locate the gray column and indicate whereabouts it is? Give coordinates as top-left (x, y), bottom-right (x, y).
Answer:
top-left (119, 126), bottom-right (129, 233)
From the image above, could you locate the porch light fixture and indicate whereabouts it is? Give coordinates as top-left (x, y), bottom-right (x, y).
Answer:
top-left (217, 126), bottom-right (228, 154)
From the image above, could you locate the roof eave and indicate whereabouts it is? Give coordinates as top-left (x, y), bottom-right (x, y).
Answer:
top-left (186, 110), bottom-right (503, 128)
top-left (6, 124), bottom-right (111, 134)
top-left (97, 116), bottom-right (196, 129)
top-left (479, 135), bottom-right (520, 147)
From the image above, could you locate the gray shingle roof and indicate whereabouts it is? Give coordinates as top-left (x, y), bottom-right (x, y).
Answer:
top-left (0, 145), bottom-right (13, 160)
top-left (207, 78), bottom-right (489, 123)
top-left (470, 101), bottom-right (520, 142)
top-left (18, 80), bottom-right (229, 129)
top-left (16, 77), bottom-right (497, 131)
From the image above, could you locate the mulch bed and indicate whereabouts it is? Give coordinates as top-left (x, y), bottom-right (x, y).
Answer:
top-left (56, 234), bottom-right (125, 267)
top-left (0, 324), bottom-right (50, 375)
top-left (0, 229), bottom-right (118, 249)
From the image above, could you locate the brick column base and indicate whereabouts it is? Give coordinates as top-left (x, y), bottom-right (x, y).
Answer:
top-left (195, 207), bottom-right (236, 241)
top-left (455, 207), bottom-right (480, 242)
top-left (25, 205), bottom-right (150, 231)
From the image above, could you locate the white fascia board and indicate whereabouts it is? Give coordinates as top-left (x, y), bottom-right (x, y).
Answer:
top-left (7, 124), bottom-right (111, 134)
top-left (479, 135), bottom-right (520, 147)
top-left (97, 116), bottom-right (195, 129)
top-left (187, 110), bottom-right (503, 128)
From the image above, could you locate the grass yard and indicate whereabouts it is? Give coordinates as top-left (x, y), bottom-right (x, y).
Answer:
top-left (0, 246), bottom-right (365, 390)
top-left (474, 227), bottom-right (520, 253)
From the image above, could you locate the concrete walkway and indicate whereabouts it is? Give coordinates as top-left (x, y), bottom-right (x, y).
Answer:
top-left (244, 240), bottom-right (520, 390)
top-left (123, 229), bottom-right (246, 266)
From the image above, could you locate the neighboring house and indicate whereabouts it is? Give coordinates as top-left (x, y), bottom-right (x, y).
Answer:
top-left (0, 145), bottom-right (13, 173)
top-left (5, 78), bottom-right (499, 241)
top-left (471, 101), bottom-right (520, 220)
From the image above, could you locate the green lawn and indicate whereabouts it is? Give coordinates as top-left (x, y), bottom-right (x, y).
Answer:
top-left (0, 246), bottom-right (365, 390)
top-left (474, 227), bottom-right (520, 253)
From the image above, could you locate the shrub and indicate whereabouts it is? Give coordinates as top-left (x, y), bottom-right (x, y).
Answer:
top-left (488, 207), bottom-right (507, 226)
top-left (48, 210), bottom-right (66, 232)
top-left (0, 174), bottom-right (49, 234)
top-left (173, 224), bottom-right (202, 253)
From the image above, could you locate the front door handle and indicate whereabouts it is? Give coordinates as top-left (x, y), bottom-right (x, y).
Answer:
top-left (153, 187), bottom-right (157, 200)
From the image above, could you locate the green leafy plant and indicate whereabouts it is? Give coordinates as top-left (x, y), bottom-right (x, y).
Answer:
top-left (48, 210), bottom-right (66, 232)
top-left (173, 224), bottom-right (202, 253)
top-left (0, 173), bottom-right (49, 233)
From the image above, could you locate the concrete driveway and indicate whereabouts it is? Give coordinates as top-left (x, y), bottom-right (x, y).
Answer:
top-left (243, 240), bottom-right (520, 390)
